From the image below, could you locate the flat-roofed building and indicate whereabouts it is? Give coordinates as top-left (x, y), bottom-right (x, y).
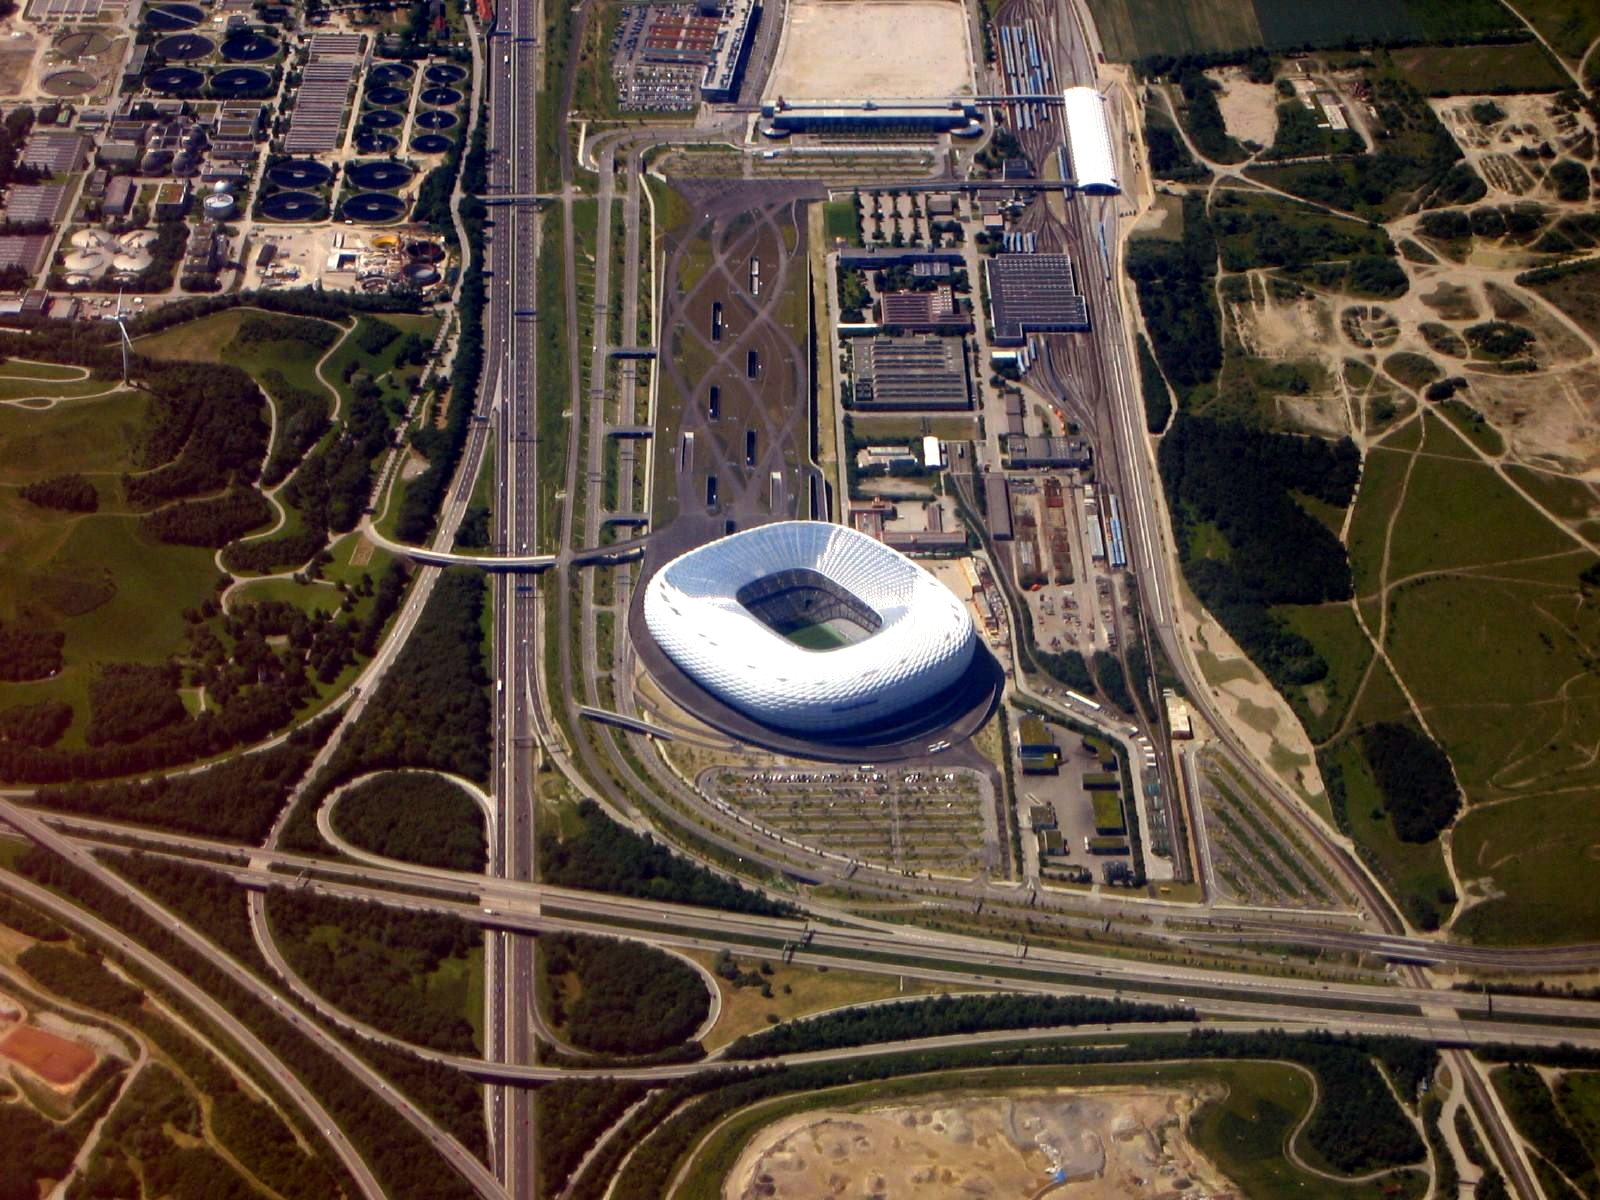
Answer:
top-left (3, 183), bottom-right (69, 225)
top-left (699, 0), bottom-right (761, 102)
top-left (0, 233), bottom-right (51, 277)
top-left (986, 254), bottom-right (1089, 344)
top-left (852, 334), bottom-right (969, 411)
top-left (879, 285), bottom-right (969, 332)
top-left (21, 130), bottom-right (87, 177)
top-left (1001, 434), bottom-right (1092, 470)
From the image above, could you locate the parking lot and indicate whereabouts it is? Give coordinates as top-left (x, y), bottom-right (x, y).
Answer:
top-left (708, 766), bottom-right (998, 878)
top-left (611, 4), bottom-right (707, 111)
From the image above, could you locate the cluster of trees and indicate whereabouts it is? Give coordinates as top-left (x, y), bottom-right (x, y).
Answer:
top-left (1177, 71), bottom-right (1246, 162)
top-left (1419, 203), bottom-right (1547, 244)
top-left (0, 1060), bottom-right (123, 1200)
top-left (1127, 196), bottom-right (1221, 401)
top-left (353, 316), bottom-right (400, 356)
top-left (539, 934), bottom-right (709, 1056)
top-left (276, 369), bottom-right (399, 536)
top-left (1360, 722), bottom-right (1460, 842)
top-left (330, 771), bottom-right (487, 871)
top-left (1455, 1104), bottom-right (1511, 1199)
top-left (15, 929), bottom-right (349, 1200)
top-left (1465, 320), bottom-right (1535, 360)
top-left (1091, 650), bottom-right (1134, 714)
top-left (1210, 193), bottom-right (1393, 272)
top-left (317, 569), bottom-right (490, 785)
top-left (259, 369), bottom-right (332, 487)
top-left (0, 698), bottom-right (73, 747)
top-left (85, 662), bottom-right (187, 746)
top-left (1250, 77), bottom-right (1463, 218)
top-left (727, 992), bottom-right (1189, 1059)
top-left (1136, 334), bottom-right (1173, 433)
top-left (1493, 1064), bottom-right (1597, 1193)
top-left (230, 312), bottom-right (340, 354)
top-left (70, 1063), bottom-right (257, 1200)
top-left (1160, 415), bottom-right (1359, 688)
top-left (539, 799), bottom-right (796, 917)
top-left (395, 114), bottom-right (486, 543)
top-left (536, 1080), bottom-right (648, 1195)
top-left (19, 472), bottom-right (97, 512)
top-left (1263, 99), bottom-right (1364, 160)
top-left (140, 485), bottom-right (273, 547)
top-left (124, 361), bottom-right (268, 508)
top-left (106, 848), bottom-right (485, 1157)
top-left (35, 715), bottom-right (336, 841)
top-left (0, 619), bottom-right (63, 681)
top-left (1144, 109), bottom-right (1210, 182)
top-left (0, 892), bottom-right (65, 941)
top-left (266, 889), bottom-right (480, 1054)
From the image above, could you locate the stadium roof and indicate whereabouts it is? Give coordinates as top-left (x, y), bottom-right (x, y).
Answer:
top-left (643, 521), bottom-right (975, 733)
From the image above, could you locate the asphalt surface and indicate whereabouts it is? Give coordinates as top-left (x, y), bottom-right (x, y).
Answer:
top-left (480, 0), bottom-right (548, 1192)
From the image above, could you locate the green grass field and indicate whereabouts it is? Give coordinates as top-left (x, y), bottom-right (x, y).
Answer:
top-left (1086, 0), bottom-right (1261, 60)
top-left (1306, 406), bottom-right (1600, 941)
top-left (0, 375), bottom-right (119, 402)
top-left (1327, 739), bottom-right (1456, 930)
top-left (1454, 792), bottom-right (1600, 944)
top-left (1272, 602), bottom-right (1372, 741)
top-left (424, 945), bottom-right (485, 1049)
top-left (1503, 465), bottom-right (1600, 524)
top-left (138, 307), bottom-right (345, 401)
top-left (0, 389), bottom-right (147, 492)
top-left (822, 199), bottom-right (861, 247)
top-left (1507, 0), bottom-right (1600, 60)
top-left (0, 359), bottom-right (88, 382)
top-left (1388, 41), bottom-right (1569, 94)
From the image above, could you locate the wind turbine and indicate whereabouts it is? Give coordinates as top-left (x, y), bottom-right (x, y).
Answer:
top-left (113, 289), bottom-right (133, 384)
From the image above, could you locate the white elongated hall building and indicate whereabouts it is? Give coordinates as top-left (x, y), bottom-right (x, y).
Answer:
top-left (643, 521), bottom-right (976, 733)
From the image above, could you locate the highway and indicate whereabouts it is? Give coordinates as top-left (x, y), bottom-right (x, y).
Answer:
top-left (39, 812), bottom-right (1600, 1043)
top-left (0, 796), bottom-right (505, 1200)
top-left (479, 0), bottom-right (549, 1193)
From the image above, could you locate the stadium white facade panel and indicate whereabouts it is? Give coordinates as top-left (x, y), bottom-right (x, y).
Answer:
top-left (644, 521), bottom-right (976, 733)
top-left (1062, 86), bottom-right (1119, 193)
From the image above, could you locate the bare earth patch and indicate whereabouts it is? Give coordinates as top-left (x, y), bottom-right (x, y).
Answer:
top-left (764, 0), bottom-right (975, 102)
top-left (1209, 67), bottom-right (1278, 147)
top-left (725, 1086), bottom-right (1232, 1199)
top-left (0, 1023), bottom-right (98, 1088)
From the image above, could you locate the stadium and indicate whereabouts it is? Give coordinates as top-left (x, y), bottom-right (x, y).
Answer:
top-left (642, 521), bottom-right (980, 738)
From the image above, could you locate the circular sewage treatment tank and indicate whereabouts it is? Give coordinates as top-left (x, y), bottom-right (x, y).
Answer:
top-left (54, 29), bottom-right (114, 57)
top-left (145, 66), bottom-right (204, 92)
top-left (340, 192), bottom-right (407, 223)
top-left (155, 32), bottom-right (213, 60)
top-left (345, 159), bottom-right (414, 190)
top-left (145, 2), bottom-right (203, 29)
top-left (42, 69), bottom-right (97, 96)
top-left (209, 66), bottom-right (272, 96)
top-left (361, 107), bottom-right (404, 129)
top-left (413, 109), bottom-right (457, 131)
top-left (267, 158), bottom-right (332, 188)
top-left (370, 62), bottom-right (414, 84)
top-left (354, 130), bottom-right (398, 154)
top-left (259, 190), bottom-right (328, 221)
top-left (410, 132), bottom-right (453, 155)
top-left (402, 262), bottom-right (440, 285)
top-left (220, 31), bottom-right (277, 60)
top-left (423, 62), bottom-right (466, 85)
top-left (365, 84), bottom-right (409, 107)
top-left (419, 85), bottom-right (461, 107)
top-left (407, 240), bottom-right (445, 262)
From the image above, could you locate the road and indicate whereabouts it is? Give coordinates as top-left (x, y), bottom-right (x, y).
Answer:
top-left (0, 796), bottom-right (505, 1200)
top-left (479, 0), bottom-right (549, 1192)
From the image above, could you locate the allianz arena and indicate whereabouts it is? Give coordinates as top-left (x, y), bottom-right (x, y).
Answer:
top-left (642, 521), bottom-right (977, 734)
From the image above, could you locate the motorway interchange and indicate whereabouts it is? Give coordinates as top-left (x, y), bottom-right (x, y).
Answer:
top-left (2, 0), bottom-right (1599, 1196)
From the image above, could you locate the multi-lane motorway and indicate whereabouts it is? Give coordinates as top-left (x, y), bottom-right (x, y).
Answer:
top-left (479, 0), bottom-right (548, 1193)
